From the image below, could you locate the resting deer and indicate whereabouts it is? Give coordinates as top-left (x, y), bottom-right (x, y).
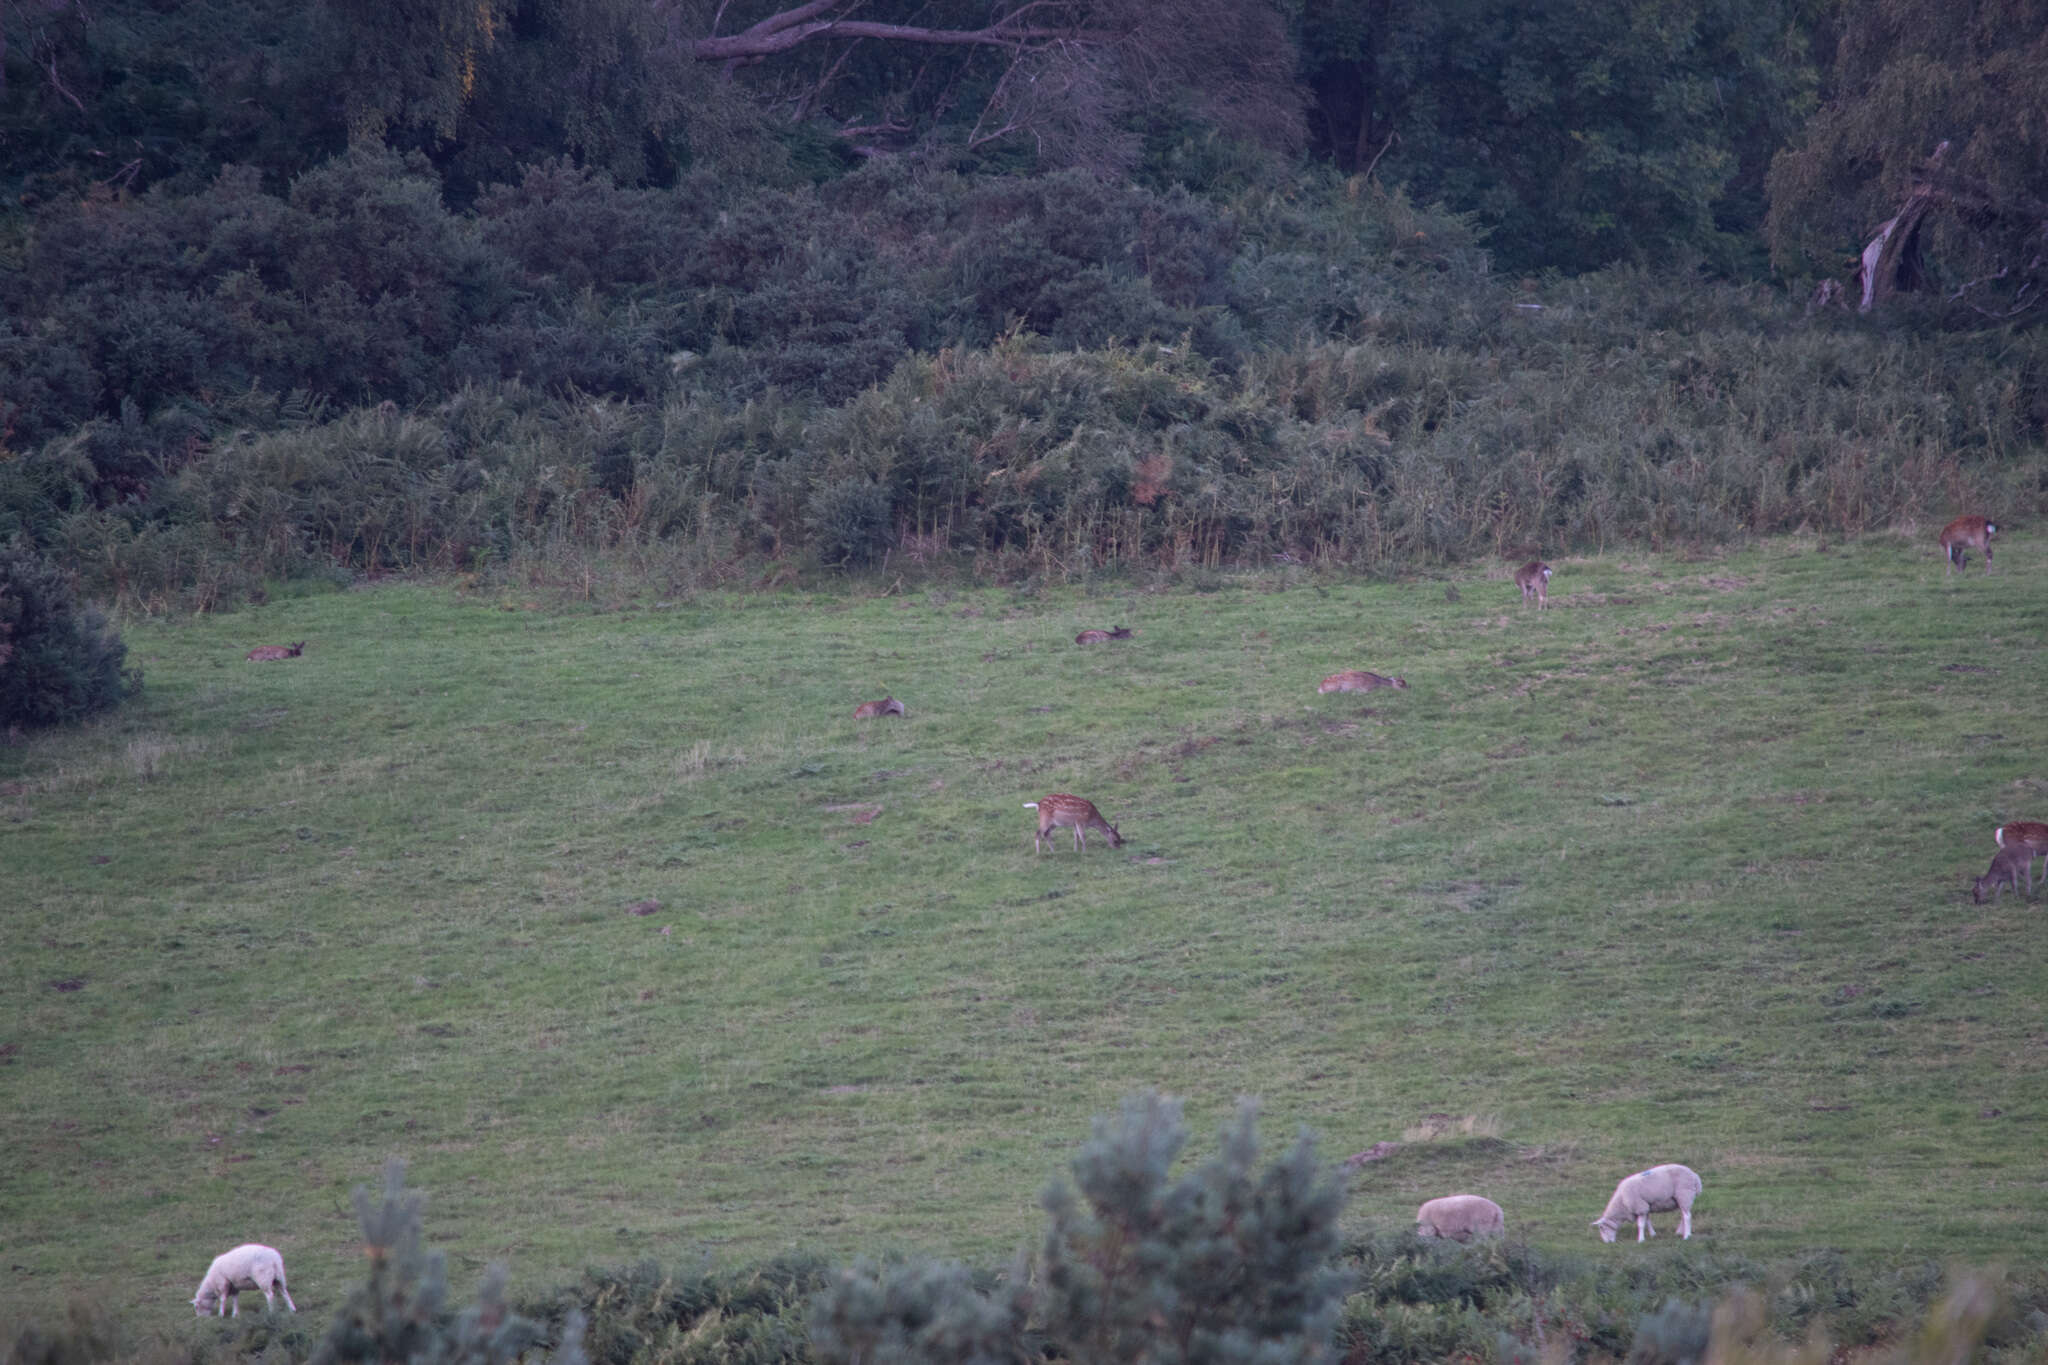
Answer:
top-left (1318, 670), bottom-right (1407, 694)
top-left (1975, 844), bottom-right (2036, 904)
top-left (1515, 561), bottom-right (1553, 607)
top-left (245, 642), bottom-right (305, 661)
top-left (853, 697), bottom-right (906, 719)
top-left (1939, 516), bottom-right (1997, 574)
top-left (1024, 794), bottom-right (1122, 853)
top-left (1076, 627), bottom-right (1134, 644)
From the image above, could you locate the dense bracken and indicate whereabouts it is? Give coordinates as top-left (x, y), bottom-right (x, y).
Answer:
top-left (3, 154), bottom-right (2045, 614)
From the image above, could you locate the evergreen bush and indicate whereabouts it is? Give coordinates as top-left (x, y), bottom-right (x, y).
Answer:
top-left (809, 1091), bottom-right (1350, 1365)
top-left (311, 1162), bottom-right (586, 1365)
top-left (0, 538), bottom-right (140, 730)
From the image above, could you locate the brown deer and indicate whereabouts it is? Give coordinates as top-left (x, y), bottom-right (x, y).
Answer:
top-left (853, 697), bottom-right (906, 719)
top-left (1939, 515), bottom-right (1997, 574)
top-left (1995, 821), bottom-right (2048, 886)
top-left (1024, 794), bottom-right (1122, 853)
top-left (245, 642), bottom-right (305, 661)
top-left (1974, 844), bottom-right (2037, 904)
top-left (1515, 560), bottom-right (1553, 607)
top-left (1318, 670), bottom-right (1407, 694)
top-left (1075, 626), bottom-right (1134, 644)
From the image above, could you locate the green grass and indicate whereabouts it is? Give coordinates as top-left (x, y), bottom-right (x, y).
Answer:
top-left (4, 530), bottom-right (2047, 1326)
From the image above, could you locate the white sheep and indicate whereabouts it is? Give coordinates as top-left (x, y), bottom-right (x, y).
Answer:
top-left (1414, 1194), bottom-right (1505, 1242)
top-left (192, 1244), bottom-right (296, 1316)
top-left (1590, 1163), bottom-right (1702, 1243)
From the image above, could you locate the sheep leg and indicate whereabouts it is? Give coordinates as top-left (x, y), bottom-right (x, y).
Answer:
top-left (1678, 1206), bottom-right (1693, 1239)
top-left (1637, 1212), bottom-right (1652, 1242)
top-left (280, 1282), bottom-right (297, 1312)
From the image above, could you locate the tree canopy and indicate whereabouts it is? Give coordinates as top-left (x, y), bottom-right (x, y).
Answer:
top-left (1767, 0), bottom-right (2048, 317)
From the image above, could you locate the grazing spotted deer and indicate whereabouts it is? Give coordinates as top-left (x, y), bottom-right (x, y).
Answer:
top-left (1975, 843), bottom-right (2037, 904)
top-left (1076, 626), bottom-right (1134, 644)
top-left (1515, 560), bottom-right (1553, 607)
top-left (245, 642), bottom-right (305, 661)
top-left (853, 697), bottom-right (906, 719)
top-left (1317, 670), bottom-right (1407, 694)
top-left (1024, 794), bottom-right (1122, 853)
top-left (1995, 821), bottom-right (2048, 886)
top-left (1939, 516), bottom-right (1997, 574)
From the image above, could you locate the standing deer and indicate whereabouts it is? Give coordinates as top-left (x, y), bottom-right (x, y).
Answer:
top-left (1994, 821), bottom-right (2048, 886)
top-left (1075, 627), bottom-right (1134, 644)
top-left (1939, 516), bottom-right (1997, 574)
top-left (1975, 844), bottom-right (2037, 904)
top-left (853, 697), bottom-right (906, 719)
top-left (1024, 794), bottom-right (1122, 853)
top-left (245, 642), bottom-right (305, 661)
top-left (1515, 561), bottom-right (1553, 607)
top-left (1318, 670), bottom-right (1407, 693)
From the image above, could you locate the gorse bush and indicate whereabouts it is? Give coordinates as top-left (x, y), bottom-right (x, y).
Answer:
top-left (0, 538), bottom-right (140, 729)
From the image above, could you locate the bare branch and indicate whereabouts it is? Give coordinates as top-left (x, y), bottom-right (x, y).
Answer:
top-left (45, 51), bottom-right (85, 111)
top-left (684, 0), bottom-right (1112, 63)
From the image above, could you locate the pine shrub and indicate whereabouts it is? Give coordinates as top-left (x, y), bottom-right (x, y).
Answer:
top-left (311, 1162), bottom-right (586, 1365)
top-left (0, 538), bottom-right (140, 730)
top-left (809, 1090), bottom-right (1351, 1365)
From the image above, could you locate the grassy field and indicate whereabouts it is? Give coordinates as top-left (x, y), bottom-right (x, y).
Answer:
top-left (4, 529), bottom-right (2047, 1329)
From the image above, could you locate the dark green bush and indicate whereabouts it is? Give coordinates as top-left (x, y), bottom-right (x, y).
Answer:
top-left (311, 1163), bottom-right (585, 1365)
top-left (803, 477), bottom-right (894, 569)
top-left (1625, 1299), bottom-right (1715, 1365)
top-left (810, 1091), bottom-right (1350, 1365)
top-left (0, 538), bottom-right (140, 730)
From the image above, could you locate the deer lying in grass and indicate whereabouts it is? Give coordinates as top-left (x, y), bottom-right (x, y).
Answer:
top-left (853, 697), bottom-right (906, 719)
top-left (1939, 515), bottom-right (1997, 574)
top-left (1024, 794), bottom-right (1122, 853)
top-left (245, 642), bottom-right (305, 661)
top-left (1318, 670), bottom-right (1406, 693)
top-left (1075, 626), bottom-right (1133, 644)
top-left (1515, 560), bottom-right (1553, 607)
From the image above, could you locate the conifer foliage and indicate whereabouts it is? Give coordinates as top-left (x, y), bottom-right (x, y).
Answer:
top-left (310, 1162), bottom-right (588, 1365)
top-left (0, 537), bottom-right (139, 730)
top-left (810, 1092), bottom-right (1350, 1365)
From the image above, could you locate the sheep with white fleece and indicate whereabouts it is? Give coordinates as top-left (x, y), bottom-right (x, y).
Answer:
top-left (1590, 1163), bottom-right (1701, 1243)
top-left (192, 1244), bottom-right (296, 1316)
top-left (1414, 1194), bottom-right (1505, 1242)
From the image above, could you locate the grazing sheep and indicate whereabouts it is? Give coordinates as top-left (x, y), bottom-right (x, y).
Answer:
top-left (1415, 1194), bottom-right (1505, 1242)
top-left (853, 697), bottom-right (906, 719)
top-left (192, 1244), bottom-right (296, 1316)
top-left (1591, 1163), bottom-right (1701, 1243)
